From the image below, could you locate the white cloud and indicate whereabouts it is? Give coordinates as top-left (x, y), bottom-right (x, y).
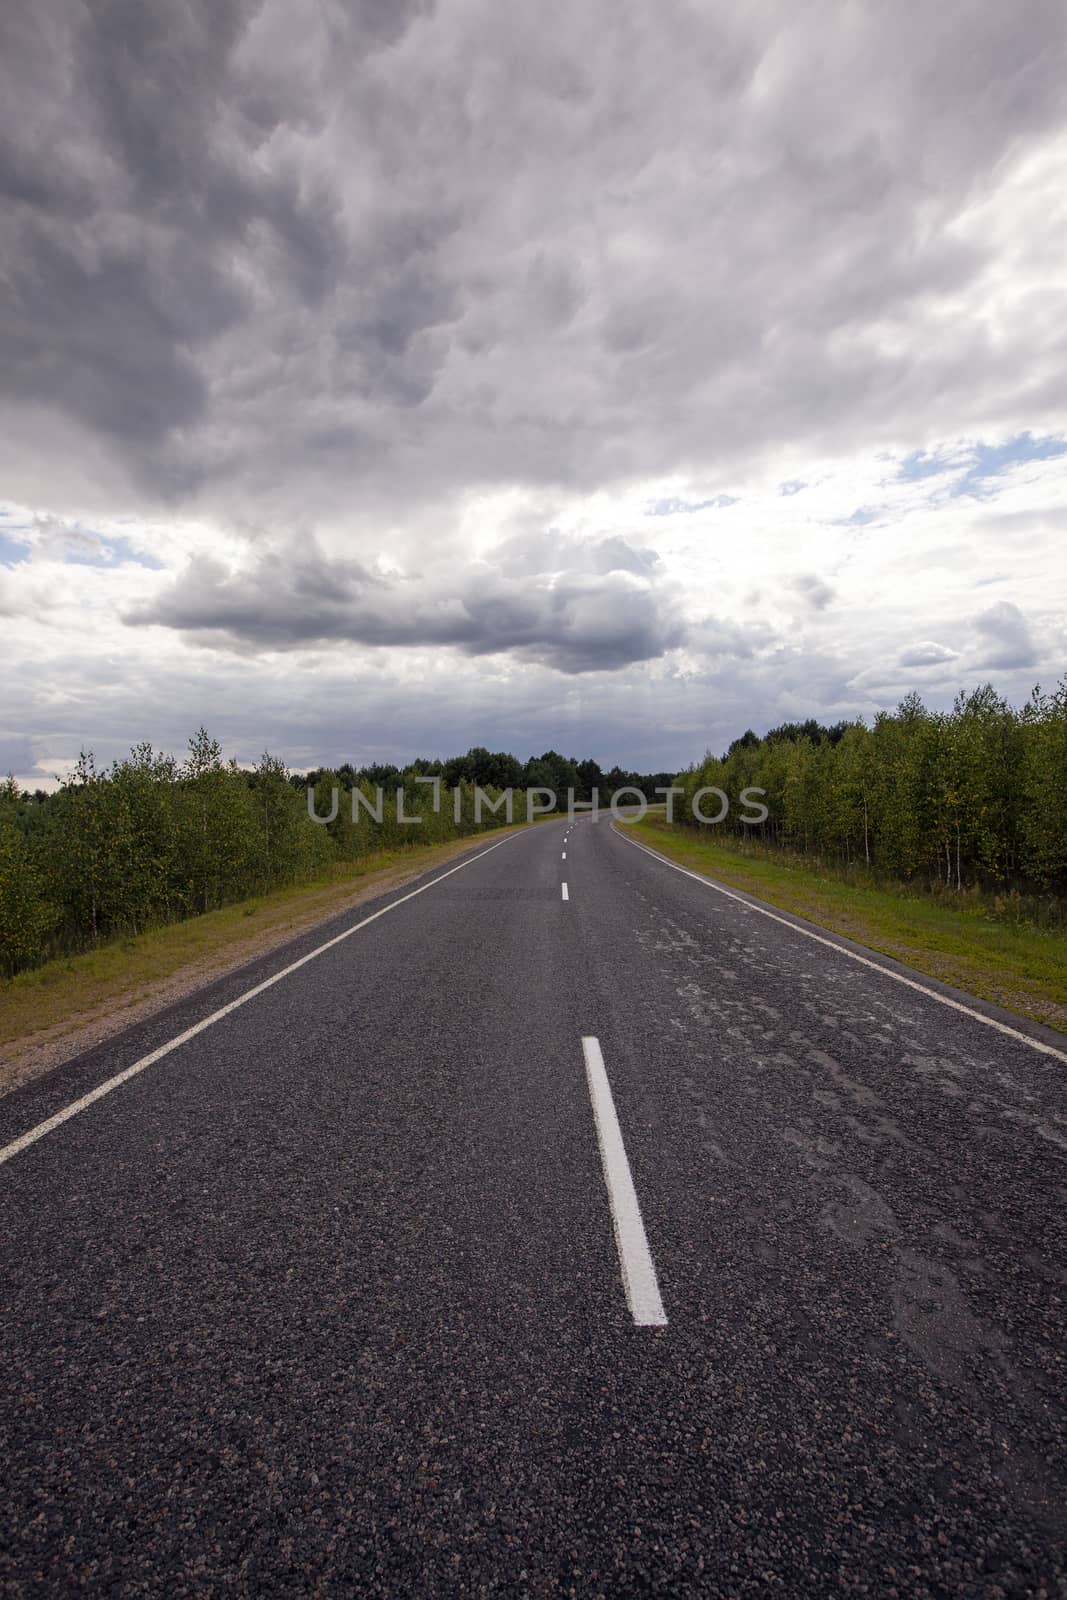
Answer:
top-left (898, 642), bottom-right (959, 668)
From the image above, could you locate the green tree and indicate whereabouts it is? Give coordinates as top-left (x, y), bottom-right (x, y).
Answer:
top-left (0, 778), bottom-right (59, 974)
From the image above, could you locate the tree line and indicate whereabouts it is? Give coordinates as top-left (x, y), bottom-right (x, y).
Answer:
top-left (299, 749), bottom-right (676, 804)
top-left (672, 682), bottom-right (1067, 894)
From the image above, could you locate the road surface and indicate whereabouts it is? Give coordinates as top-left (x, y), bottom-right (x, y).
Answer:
top-left (2, 816), bottom-right (1065, 1597)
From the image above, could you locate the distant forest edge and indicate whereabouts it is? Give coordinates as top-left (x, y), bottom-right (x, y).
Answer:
top-left (0, 679), bottom-right (1064, 979)
top-left (300, 749), bottom-right (677, 804)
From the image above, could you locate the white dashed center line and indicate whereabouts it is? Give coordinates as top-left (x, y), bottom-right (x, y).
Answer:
top-left (581, 1037), bottom-right (667, 1327)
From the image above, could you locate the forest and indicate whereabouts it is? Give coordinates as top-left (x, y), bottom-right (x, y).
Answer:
top-left (672, 682), bottom-right (1067, 895)
top-left (0, 734), bottom-right (673, 977)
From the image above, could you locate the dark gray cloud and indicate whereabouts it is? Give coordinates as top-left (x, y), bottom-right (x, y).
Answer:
top-left (0, 0), bottom-right (436, 486)
top-left (2, 0), bottom-right (1067, 520)
top-left (127, 532), bottom-right (685, 672)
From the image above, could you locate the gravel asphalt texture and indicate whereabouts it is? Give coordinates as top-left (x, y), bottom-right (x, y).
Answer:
top-left (1, 816), bottom-right (1065, 1597)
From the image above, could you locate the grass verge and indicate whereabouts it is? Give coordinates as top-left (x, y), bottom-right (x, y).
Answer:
top-left (627, 818), bottom-right (1067, 1036)
top-left (0, 826), bottom-right (533, 1091)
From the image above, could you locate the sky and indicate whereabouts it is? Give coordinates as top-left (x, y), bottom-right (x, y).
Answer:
top-left (1, 0), bottom-right (1066, 786)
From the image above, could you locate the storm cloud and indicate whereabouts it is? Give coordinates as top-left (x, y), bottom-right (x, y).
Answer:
top-left (1, 1), bottom-right (1066, 780)
top-left (3, 0), bottom-right (1067, 516)
top-left (130, 533), bottom-right (685, 672)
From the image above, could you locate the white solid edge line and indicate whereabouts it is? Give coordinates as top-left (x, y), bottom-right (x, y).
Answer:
top-left (0, 830), bottom-right (525, 1170)
top-left (581, 1036), bottom-right (667, 1327)
top-left (562, 881), bottom-right (569, 900)
top-left (616, 827), bottom-right (1067, 1066)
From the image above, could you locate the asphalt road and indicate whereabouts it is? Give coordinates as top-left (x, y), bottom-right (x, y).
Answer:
top-left (1, 815), bottom-right (1065, 1598)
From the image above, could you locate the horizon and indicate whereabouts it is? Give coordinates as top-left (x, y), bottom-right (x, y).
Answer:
top-left (11, 675), bottom-right (1055, 799)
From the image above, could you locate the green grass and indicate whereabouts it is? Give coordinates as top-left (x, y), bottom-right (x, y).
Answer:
top-left (0, 827), bottom-right (532, 1062)
top-left (627, 818), bottom-right (1067, 1035)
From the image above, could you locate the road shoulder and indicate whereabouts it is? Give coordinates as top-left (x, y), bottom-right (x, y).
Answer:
top-left (620, 817), bottom-right (1067, 1043)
